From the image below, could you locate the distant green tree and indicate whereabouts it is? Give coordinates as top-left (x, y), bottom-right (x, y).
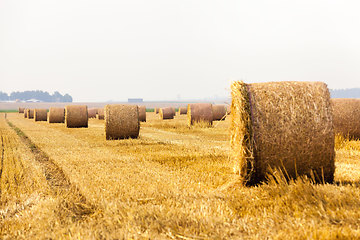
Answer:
top-left (0, 91), bottom-right (9, 101)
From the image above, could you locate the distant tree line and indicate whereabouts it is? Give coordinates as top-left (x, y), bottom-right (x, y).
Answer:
top-left (0, 90), bottom-right (73, 102)
top-left (330, 88), bottom-right (360, 98)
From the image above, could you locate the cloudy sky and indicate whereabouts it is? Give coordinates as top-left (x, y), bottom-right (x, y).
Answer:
top-left (1, 0), bottom-right (360, 102)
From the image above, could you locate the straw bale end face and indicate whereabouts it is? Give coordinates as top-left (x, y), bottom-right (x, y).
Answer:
top-left (105, 104), bottom-right (140, 140)
top-left (231, 81), bottom-right (335, 186)
top-left (65, 105), bottom-right (88, 128)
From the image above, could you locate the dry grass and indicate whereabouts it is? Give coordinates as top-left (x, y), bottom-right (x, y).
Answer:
top-left (1, 112), bottom-right (360, 238)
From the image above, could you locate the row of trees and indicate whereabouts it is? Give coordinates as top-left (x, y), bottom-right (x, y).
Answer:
top-left (330, 88), bottom-right (360, 98)
top-left (0, 90), bottom-right (73, 102)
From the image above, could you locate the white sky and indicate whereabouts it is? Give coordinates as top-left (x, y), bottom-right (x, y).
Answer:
top-left (1, 0), bottom-right (360, 102)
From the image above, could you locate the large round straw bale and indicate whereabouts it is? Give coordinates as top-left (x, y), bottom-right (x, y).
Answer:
top-left (331, 98), bottom-right (360, 139)
top-left (159, 107), bottom-right (174, 120)
top-left (88, 108), bottom-right (97, 118)
top-left (97, 108), bottom-right (104, 120)
top-left (231, 81), bottom-right (335, 185)
top-left (138, 106), bottom-right (146, 122)
top-left (24, 109), bottom-right (28, 118)
top-left (187, 103), bottom-right (213, 126)
top-left (105, 104), bottom-right (139, 140)
top-left (34, 109), bottom-right (48, 121)
top-left (212, 105), bottom-right (227, 121)
top-left (65, 105), bottom-right (88, 128)
top-left (48, 107), bottom-right (65, 123)
top-left (178, 107), bottom-right (187, 115)
top-left (27, 109), bottom-right (34, 119)
top-left (18, 107), bottom-right (25, 113)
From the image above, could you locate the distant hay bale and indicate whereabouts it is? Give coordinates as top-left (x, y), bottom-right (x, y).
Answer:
top-left (105, 104), bottom-right (139, 140)
top-left (27, 109), bottom-right (34, 119)
top-left (34, 109), bottom-right (48, 121)
top-left (18, 107), bottom-right (25, 113)
top-left (155, 108), bottom-right (159, 114)
top-left (187, 103), bottom-right (213, 126)
top-left (65, 105), bottom-right (88, 128)
top-left (48, 107), bottom-right (65, 123)
top-left (212, 105), bottom-right (227, 121)
top-left (178, 107), bottom-right (187, 115)
top-left (138, 106), bottom-right (146, 122)
top-left (97, 108), bottom-right (104, 120)
top-left (231, 81), bottom-right (335, 186)
top-left (331, 98), bottom-right (360, 139)
top-left (88, 108), bottom-right (97, 118)
top-left (24, 109), bottom-right (28, 118)
top-left (159, 107), bottom-right (174, 120)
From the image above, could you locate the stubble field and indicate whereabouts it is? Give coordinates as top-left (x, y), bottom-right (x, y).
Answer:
top-left (1, 112), bottom-right (360, 239)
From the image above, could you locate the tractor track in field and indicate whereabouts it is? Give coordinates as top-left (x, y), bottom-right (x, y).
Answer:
top-left (5, 119), bottom-right (96, 220)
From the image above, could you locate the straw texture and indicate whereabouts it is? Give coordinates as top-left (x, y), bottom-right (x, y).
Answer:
top-left (27, 109), bottom-right (34, 119)
top-left (34, 109), bottom-right (48, 121)
top-left (88, 108), bottom-right (97, 119)
top-left (159, 107), bottom-right (174, 120)
top-left (105, 104), bottom-right (140, 140)
top-left (187, 103), bottom-right (213, 126)
top-left (65, 105), bottom-right (88, 128)
top-left (48, 107), bottom-right (65, 123)
top-left (332, 98), bottom-right (360, 139)
top-left (138, 106), bottom-right (146, 122)
top-left (231, 81), bottom-right (335, 185)
top-left (178, 107), bottom-right (187, 115)
top-left (212, 105), bottom-right (227, 121)
top-left (97, 108), bottom-right (104, 120)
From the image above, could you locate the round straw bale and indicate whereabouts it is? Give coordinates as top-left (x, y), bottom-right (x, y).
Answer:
top-left (231, 81), bottom-right (335, 185)
top-left (18, 107), bottom-right (25, 113)
top-left (34, 109), bottom-right (48, 121)
top-left (27, 109), bottom-right (34, 119)
top-left (155, 108), bottom-right (159, 114)
top-left (105, 104), bottom-right (139, 140)
top-left (212, 105), bottom-right (227, 121)
top-left (138, 106), bottom-right (146, 122)
top-left (65, 105), bottom-right (88, 128)
top-left (97, 108), bottom-right (104, 120)
top-left (24, 109), bottom-right (28, 118)
top-left (48, 107), bottom-right (65, 123)
top-left (331, 98), bottom-right (360, 139)
top-left (88, 108), bottom-right (97, 118)
top-left (187, 103), bottom-right (213, 126)
top-left (178, 107), bottom-right (187, 115)
top-left (159, 107), bottom-right (174, 120)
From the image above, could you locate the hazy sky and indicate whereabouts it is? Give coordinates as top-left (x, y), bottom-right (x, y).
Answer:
top-left (1, 0), bottom-right (360, 102)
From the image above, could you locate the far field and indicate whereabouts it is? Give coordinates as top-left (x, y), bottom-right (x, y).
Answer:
top-left (1, 111), bottom-right (360, 239)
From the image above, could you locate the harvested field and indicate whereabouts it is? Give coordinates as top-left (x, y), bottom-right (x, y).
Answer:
top-left (1, 109), bottom-right (360, 239)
